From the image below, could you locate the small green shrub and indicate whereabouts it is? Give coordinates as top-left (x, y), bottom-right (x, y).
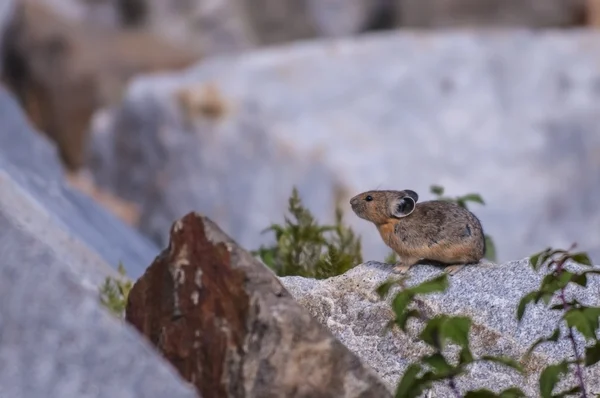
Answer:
top-left (99, 263), bottom-right (132, 318)
top-left (252, 187), bottom-right (363, 279)
top-left (519, 244), bottom-right (600, 398)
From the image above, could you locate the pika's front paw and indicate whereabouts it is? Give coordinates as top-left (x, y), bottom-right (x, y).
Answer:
top-left (392, 263), bottom-right (412, 274)
top-left (444, 264), bottom-right (465, 275)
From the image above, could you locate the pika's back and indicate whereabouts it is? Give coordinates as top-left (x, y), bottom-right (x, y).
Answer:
top-left (403, 200), bottom-right (484, 243)
top-left (350, 189), bottom-right (486, 262)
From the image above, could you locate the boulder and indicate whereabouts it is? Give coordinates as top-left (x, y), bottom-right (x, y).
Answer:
top-left (0, 84), bottom-right (159, 281)
top-left (125, 212), bottom-right (392, 398)
top-left (0, 85), bottom-right (197, 397)
top-left (394, 0), bottom-right (586, 27)
top-left (86, 30), bottom-right (600, 265)
top-left (280, 260), bottom-right (600, 396)
top-left (0, 202), bottom-right (200, 398)
top-left (1, 0), bottom-right (198, 170)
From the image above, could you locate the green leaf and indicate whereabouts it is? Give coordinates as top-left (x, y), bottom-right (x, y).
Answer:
top-left (465, 389), bottom-right (500, 398)
top-left (539, 271), bottom-right (575, 296)
top-left (423, 353), bottom-right (453, 375)
top-left (517, 291), bottom-right (537, 321)
top-left (419, 316), bottom-right (445, 349)
top-left (391, 292), bottom-right (413, 319)
top-left (465, 388), bottom-right (526, 398)
top-left (563, 307), bottom-right (600, 340)
top-left (539, 362), bottom-right (569, 398)
top-left (408, 274), bottom-right (449, 295)
top-left (430, 185), bottom-right (445, 196)
top-left (395, 364), bottom-right (427, 398)
top-left (376, 279), bottom-right (397, 299)
top-left (443, 316), bottom-right (472, 349)
top-left (484, 235), bottom-right (497, 262)
top-left (523, 328), bottom-right (561, 359)
top-left (570, 273), bottom-right (588, 287)
top-left (553, 386), bottom-right (582, 397)
top-left (585, 341), bottom-right (600, 367)
top-left (479, 356), bottom-right (523, 373)
top-left (529, 248), bottom-right (551, 271)
top-left (570, 252), bottom-right (592, 266)
top-left (419, 315), bottom-right (472, 352)
top-left (459, 346), bottom-right (475, 364)
top-left (460, 193), bottom-right (485, 205)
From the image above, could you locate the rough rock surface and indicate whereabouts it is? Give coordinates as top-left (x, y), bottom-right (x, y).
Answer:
top-left (1, 0), bottom-right (198, 170)
top-left (394, 0), bottom-right (586, 27)
top-left (0, 86), bottom-right (197, 397)
top-left (126, 212), bottom-right (392, 398)
top-left (0, 209), bottom-right (199, 398)
top-left (88, 30), bottom-right (600, 264)
top-left (0, 84), bottom-right (158, 281)
top-left (280, 260), bottom-right (600, 396)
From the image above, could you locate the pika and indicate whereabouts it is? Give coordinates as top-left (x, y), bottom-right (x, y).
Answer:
top-left (349, 189), bottom-right (486, 275)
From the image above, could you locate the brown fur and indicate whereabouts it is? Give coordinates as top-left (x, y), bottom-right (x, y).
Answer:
top-left (349, 189), bottom-right (486, 275)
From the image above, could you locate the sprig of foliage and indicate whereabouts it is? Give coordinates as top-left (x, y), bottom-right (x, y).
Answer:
top-left (518, 244), bottom-right (600, 398)
top-left (99, 263), bottom-right (133, 318)
top-left (430, 185), bottom-right (497, 262)
top-left (376, 273), bottom-right (524, 397)
top-left (253, 187), bottom-right (363, 279)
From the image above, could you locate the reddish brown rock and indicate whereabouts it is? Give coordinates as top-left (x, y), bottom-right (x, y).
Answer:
top-left (125, 212), bottom-right (391, 398)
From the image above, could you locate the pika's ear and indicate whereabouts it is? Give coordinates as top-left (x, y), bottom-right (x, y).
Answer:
top-left (390, 196), bottom-right (416, 218)
top-left (403, 189), bottom-right (419, 203)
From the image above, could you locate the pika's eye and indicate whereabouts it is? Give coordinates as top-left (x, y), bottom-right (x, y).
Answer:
top-left (365, 195), bottom-right (373, 202)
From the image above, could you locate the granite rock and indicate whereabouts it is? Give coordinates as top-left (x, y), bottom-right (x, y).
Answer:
top-left (0, 204), bottom-right (199, 398)
top-left (87, 30), bottom-right (600, 264)
top-left (0, 84), bottom-right (159, 280)
top-left (126, 212), bottom-right (392, 398)
top-left (0, 85), bottom-right (197, 397)
top-left (280, 260), bottom-right (600, 396)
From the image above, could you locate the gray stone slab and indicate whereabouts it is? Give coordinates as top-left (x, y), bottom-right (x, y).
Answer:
top-left (0, 207), bottom-right (199, 398)
top-left (0, 85), bottom-right (159, 280)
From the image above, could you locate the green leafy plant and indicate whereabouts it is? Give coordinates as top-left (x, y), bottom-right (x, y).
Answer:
top-left (430, 184), bottom-right (497, 262)
top-left (380, 243), bottom-right (600, 397)
top-left (252, 187), bottom-right (363, 279)
top-left (518, 244), bottom-right (600, 398)
top-left (99, 263), bottom-right (133, 318)
top-left (376, 273), bottom-right (524, 397)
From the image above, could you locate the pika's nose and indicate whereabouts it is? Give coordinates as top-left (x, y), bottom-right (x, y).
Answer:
top-left (349, 196), bottom-right (358, 207)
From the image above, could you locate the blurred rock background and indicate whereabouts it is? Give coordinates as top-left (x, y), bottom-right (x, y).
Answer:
top-left (2, 0), bottom-right (600, 266)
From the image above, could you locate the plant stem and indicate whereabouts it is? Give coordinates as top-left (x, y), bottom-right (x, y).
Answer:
top-left (556, 256), bottom-right (587, 398)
